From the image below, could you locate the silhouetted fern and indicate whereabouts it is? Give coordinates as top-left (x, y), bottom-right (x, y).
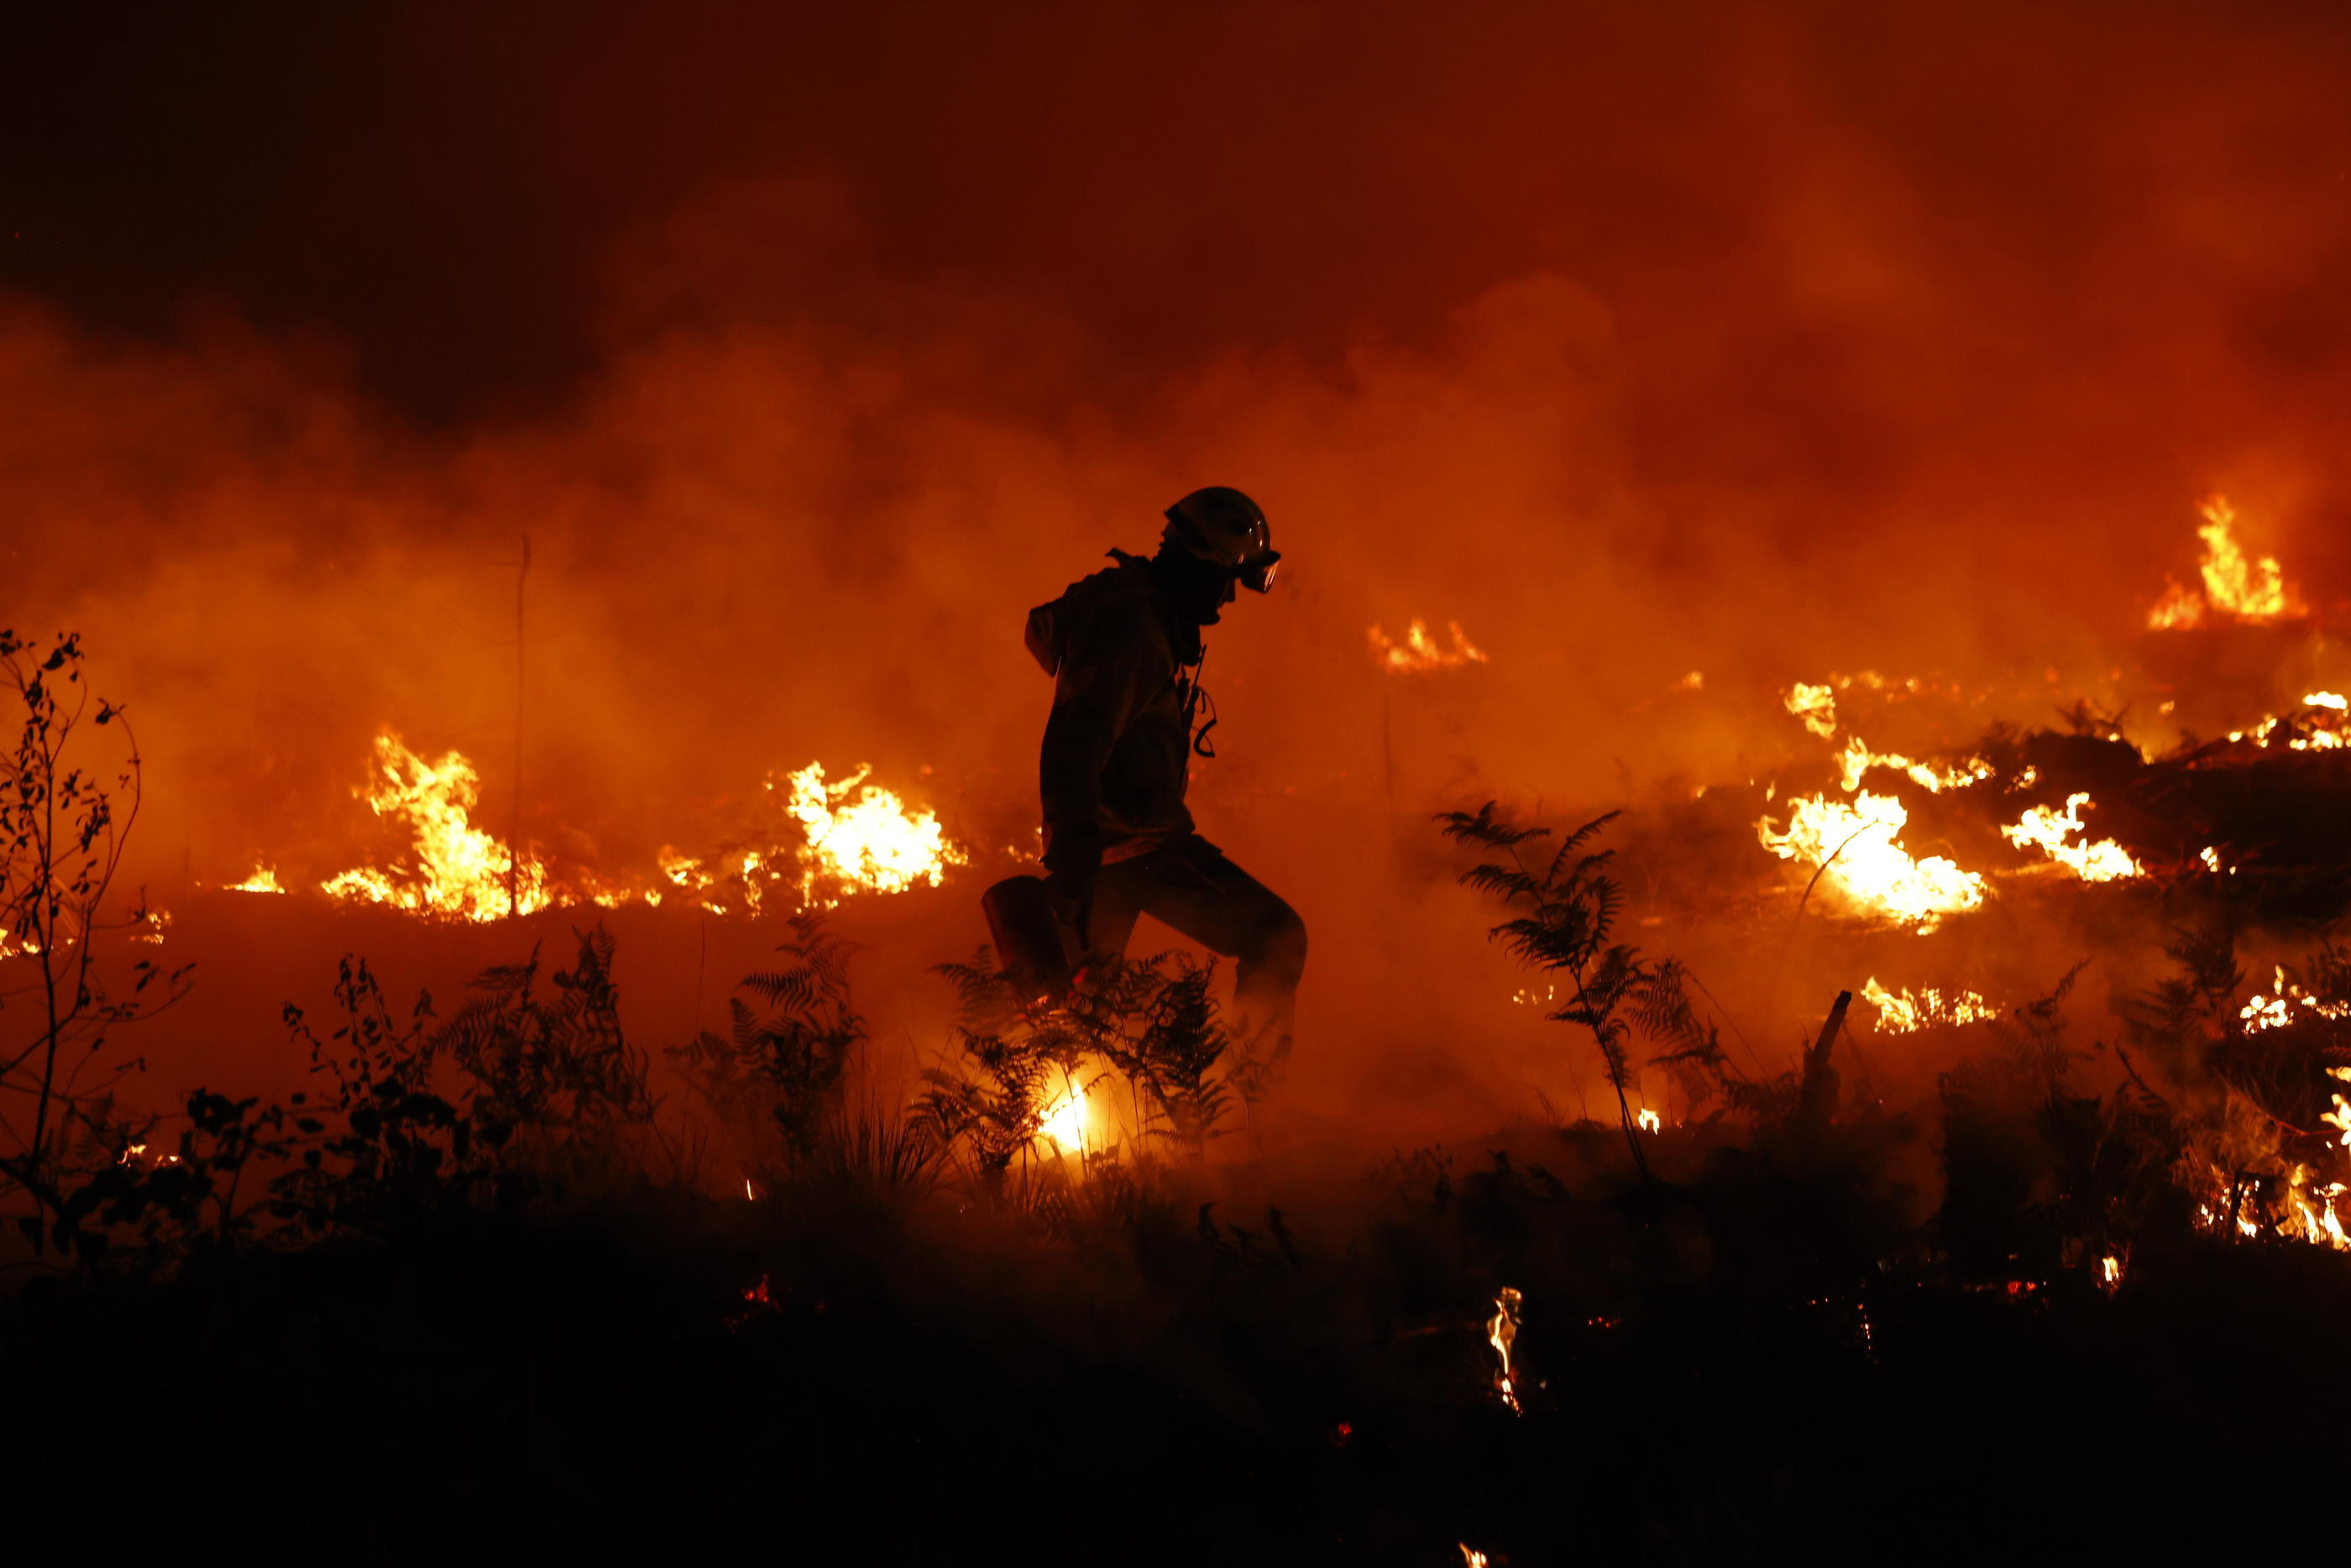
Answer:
top-left (437, 925), bottom-right (652, 1152)
top-left (668, 912), bottom-right (866, 1159)
top-left (1440, 803), bottom-right (1718, 1179)
top-left (919, 949), bottom-right (1255, 1193)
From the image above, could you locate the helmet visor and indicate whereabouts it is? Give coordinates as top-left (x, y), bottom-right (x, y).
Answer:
top-left (1237, 551), bottom-right (1281, 593)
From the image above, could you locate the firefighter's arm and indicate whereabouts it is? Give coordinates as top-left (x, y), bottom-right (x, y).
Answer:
top-left (1038, 612), bottom-right (1153, 883)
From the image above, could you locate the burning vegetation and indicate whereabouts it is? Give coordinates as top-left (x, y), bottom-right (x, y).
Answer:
top-left (2145, 496), bottom-right (2302, 630)
top-left (16, 5), bottom-right (2351, 1555)
top-left (20, 483), bottom-right (2351, 1557)
top-left (1369, 618), bottom-right (1490, 673)
top-left (21, 487), bottom-right (2351, 1556)
top-left (233, 732), bottom-right (961, 923)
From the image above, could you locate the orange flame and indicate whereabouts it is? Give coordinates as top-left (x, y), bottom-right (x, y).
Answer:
top-left (2322, 1068), bottom-right (2351, 1152)
top-left (2146, 495), bottom-right (2300, 629)
top-left (1837, 737), bottom-right (1992, 794)
top-left (2286, 1164), bottom-right (2350, 1252)
top-left (1783, 681), bottom-right (1836, 738)
top-left (2239, 968), bottom-right (2351, 1033)
top-left (1039, 1074), bottom-right (1091, 1155)
top-left (2227, 693), bottom-right (2350, 752)
top-left (778, 761), bottom-right (963, 909)
top-left (1367, 619), bottom-right (1487, 673)
top-left (1487, 1285), bottom-right (1524, 1415)
top-left (280, 741), bottom-right (961, 922)
top-left (2001, 793), bottom-right (2142, 881)
top-left (321, 733), bottom-right (547, 921)
top-left (1757, 792), bottom-right (1987, 931)
top-left (1861, 976), bottom-right (1999, 1032)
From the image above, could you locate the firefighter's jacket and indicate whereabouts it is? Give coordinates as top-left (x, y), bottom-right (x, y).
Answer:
top-left (1027, 552), bottom-right (1202, 869)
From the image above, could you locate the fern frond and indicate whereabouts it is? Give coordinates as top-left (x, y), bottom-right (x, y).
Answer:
top-left (740, 966), bottom-right (821, 1011)
top-left (1460, 863), bottom-right (1542, 901)
top-left (1436, 801), bottom-right (1549, 849)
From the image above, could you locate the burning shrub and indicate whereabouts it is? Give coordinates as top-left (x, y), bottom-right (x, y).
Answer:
top-left (918, 949), bottom-right (1275, 1194)
top-left (2112, 923), bottom-right (2351, 1250)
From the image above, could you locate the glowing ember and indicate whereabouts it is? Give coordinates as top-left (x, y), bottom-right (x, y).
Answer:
top-left (2098, 1254), bottom-right (2123, 1290)
top-left (2238, 967), bottom-right (2351, 1033)
top-left (1861, 976), bottom-right (1999, 1032)
top-left (226, 865), bottom-right (287, 894)
top-left (1837, 736), bottom-right (1993, 794)
top-left (1757, 791), bottom-right (1987, 931)
top-left (1783, 681), bottom-right (1837, 738)
top-left (321, 733), bottom-right (547, 922)
top-left (1487, 1285), bottom-right (1524, 1416)
top-left (1636, 1107), bottom-right (1662, 1133)
top-left (1367, 618), bottom-right (1488, 673)
top-left (778, 762), bottom-right (963, 909)
top-left (2145, 495), bottom-right (2299, 630)
top-left (2002, 793), bottom-right (2141, 881)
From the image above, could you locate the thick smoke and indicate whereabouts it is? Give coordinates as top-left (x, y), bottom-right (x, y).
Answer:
top-left (6, 0), bottom-right (2351, 1132)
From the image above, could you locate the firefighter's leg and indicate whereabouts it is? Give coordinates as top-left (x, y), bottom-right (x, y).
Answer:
top-left (1131, 836), bottom-right (1307, 1050)
top-left (1078, 856), bottom-right (1150, 970)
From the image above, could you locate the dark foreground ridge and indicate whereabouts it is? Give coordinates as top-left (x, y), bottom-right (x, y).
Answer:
top-left (17, 1131), bottom-right (2351, 1565)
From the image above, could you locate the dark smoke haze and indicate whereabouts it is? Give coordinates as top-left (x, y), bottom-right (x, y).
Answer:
top-left (7, 0), bottom-right (2351, 1132)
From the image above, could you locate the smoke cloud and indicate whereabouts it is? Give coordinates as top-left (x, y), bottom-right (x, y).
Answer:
top-left (7, 0), bottom-right (2351, 1130)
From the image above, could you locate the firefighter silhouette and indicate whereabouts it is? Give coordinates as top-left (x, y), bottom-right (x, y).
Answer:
top-left (986, 487), bottom-right (1305, 1059)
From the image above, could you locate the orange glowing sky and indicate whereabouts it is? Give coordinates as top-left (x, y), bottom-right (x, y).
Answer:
top-left (5, 0), bottom-right (2351, 996)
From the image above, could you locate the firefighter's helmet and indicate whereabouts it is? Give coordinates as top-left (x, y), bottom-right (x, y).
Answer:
top-left (1164, 487), bottom-right (1280, 592)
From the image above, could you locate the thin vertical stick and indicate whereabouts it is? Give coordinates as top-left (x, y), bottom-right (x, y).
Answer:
top-left (508, 535), bottom-right (531, 920)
